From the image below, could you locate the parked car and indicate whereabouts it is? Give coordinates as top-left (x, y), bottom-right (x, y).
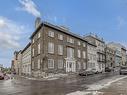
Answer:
top-left (85, 69), bottom-right (94, 75)
top-left (91, 68), bottom-right (102, 74)
top-left (79, 69), bottom-right (94, 76)
top-left (119, 66), bottom-right (127, 75)
top-left (0, 72), bottom-right (4, 80)
top-left (105, 67), bottom-right (112, 72)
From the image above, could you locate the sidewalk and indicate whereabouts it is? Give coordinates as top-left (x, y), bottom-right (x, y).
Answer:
top-left (19, 73), bottom-right (69, 81)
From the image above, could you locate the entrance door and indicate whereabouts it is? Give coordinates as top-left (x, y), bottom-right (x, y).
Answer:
top-left (66, 61), bottom-right (76, 72)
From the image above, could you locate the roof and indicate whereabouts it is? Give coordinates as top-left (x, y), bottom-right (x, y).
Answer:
top-left (121, 46), bottom-right (126, 51)
top-left (84, 35), bottom-right (105, 43)
top-left (30, 21), bottom-right (88, 42)
top-left (87, 42), bottom-right (97, 47)
top-left (21, 42), bottom-right (31, 54)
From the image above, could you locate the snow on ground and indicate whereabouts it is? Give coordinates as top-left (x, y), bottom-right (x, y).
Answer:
top-left (66, 91), bottom-right (103, 95)
top-left (44, 73), bottom-right (68, 80)
top-left (44, 73), bottom-right (68, 79)
top-left (21, 73), bottom-right (68, 81)
top-left (66, 75), bottom-right (127, 95)
top-left (87, 75), bottom-right (127, 90)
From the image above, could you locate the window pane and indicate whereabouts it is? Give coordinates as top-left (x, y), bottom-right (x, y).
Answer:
top-left (67, 47), bottom-right (74, 58)
top-left (48, 59), bottom-right (54, 68)
top-left (48, 42), bottom-right (54, 53)
top-left (58, 45), bottom-right (63, 55)
top-left (58, 60), bottom-right (63, 69)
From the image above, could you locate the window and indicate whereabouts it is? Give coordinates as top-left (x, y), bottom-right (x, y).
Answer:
top-left (83, 62), bottom-right (86, 69)
top-left (32, 48), bottom-right (34, 56)
top-left (77, 41), bottom-right (81, 46)
top-left (48, 59), bottom-right (54, 68)
top-left (32, 39), bottom-right (34, 43)
top-left (38, 32), bottom-right (40, 38)
top-left (83, 43), bottom-right (86, 47)
top-left (37, 59), bottom-right (40, 69)
top-left (58, 45), bottom-right (63, 55)
top-left (58, 59), bottom-right (63, 69)
top-left (93, 55), bottom-right (96, 60)
top-left (67, 47), bottom-right (74, 58)
top-left (77, 62), bottom-right (81, 70)
top-left (77, 50), bottom-right (81, 58)
top-left (83, 51), bottom-right (86, 58)
top-left (48, 42), bottom-right (54, 54)
top-left (38, 43), bottom-right (40, 54)
top-left (48, 31), bottom-right (54, 37)
top-left (67, 37), bottom-right (74, 43)
top-left (32, 61), bottom-right (34, 69)
top-left (58, 34), bottom-right (63, 40)
top-left (92, 63), bottom-right (95, 68)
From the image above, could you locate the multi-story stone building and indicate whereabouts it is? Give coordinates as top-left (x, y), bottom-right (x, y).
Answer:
top-left (17, 50), bottom-right (22, 75)
top-left (84, 34), bottom-right (106, 72)
top-left (107, 42), bottom-right (123, 67)
top-left (11, 50), bottom-right (22, 75)
top-left (87, 42), bottom-right (98, 71)
top-left (11, 51), bottom-right (19, 74)
top-left (105, 46), bottom-right (115, 68)
top-left (21, 43), bottom-right (31, 76)
top-left (30, 19), bottom-right (88, 77)
top-left (11, 60), bottom-right (15, 73)
top-left (121, 46), bottom-right (126, 66)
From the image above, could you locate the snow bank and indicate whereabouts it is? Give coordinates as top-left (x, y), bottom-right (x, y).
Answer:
top-left (44, 73), bottom-right (68, 80)
top-left (66, 91), bottom-right (103, 95)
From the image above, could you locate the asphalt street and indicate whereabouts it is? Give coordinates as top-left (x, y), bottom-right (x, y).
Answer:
top-left (0, 71), bottom-right (120, 95)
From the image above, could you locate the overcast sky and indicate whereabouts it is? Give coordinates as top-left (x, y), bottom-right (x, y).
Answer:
top-left (0, 0), bottom-right (127, 67)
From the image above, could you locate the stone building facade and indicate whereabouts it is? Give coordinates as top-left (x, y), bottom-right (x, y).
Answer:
top-left (107, 42), bottom-right (123, 67)
top-left (87, 42), bottom-right (98, 71)
top-left (84, 34), bottom-right (106, 72)
top-left (121, 46), bottom-right (126, 66)
top-left (21, 43), bottom-right (31, 76)
top-left (13, 51), bottom-right (18, 74)
top-left (17, 51), bottom-right (22, 75)
top-left (30, 20), bottom-right (88, 77)
top-left (11, 51), bottom-right (21, 74)
top-left (105, 46), bottom-right (115, 68)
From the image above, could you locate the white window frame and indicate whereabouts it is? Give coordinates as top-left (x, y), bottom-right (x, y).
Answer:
top-left (83, 43), bottom-right (86, 47)
top-left (58, 34), bottom-right (63, 40)
top-left (83, 62), bottom-right (86, 69)
top-left (67, 37), bottom-right (74, 44)
top-left (58, 59), bottom-right (63, 69)
top-left (32, 48), bottom-right (34, 56)
top-left (48, 31), bottom-right (54, 37)
top-left (48, 42), bottom-right (54, 54)
top-left (48, 59), bottom-right (54, 69)
top-left (32, 61), bottom-right (34, 69)
top-left (77, 50), bottom-right (81, 58)
top-left (77, 62), bottom-right (81, 70)
top-left (38, 32), bottom-right (40, 38)
top-left (37, 59), bottom-right (40, 69)
top-left (58, 45), bottom-right (63, 55)
top-left (77, 41), bottom-right (81, 46)
top-left (38, 43), bottom-right (40, 54)
top-left (32, 39), bottom-right (34, 43)
top-left (67, 47), bottom-right (74, 58)
top-left (83, 51), bottom-right (86, 58)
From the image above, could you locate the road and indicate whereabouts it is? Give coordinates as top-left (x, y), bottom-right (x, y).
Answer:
top-left (0, 71), bottom-right (120, 95)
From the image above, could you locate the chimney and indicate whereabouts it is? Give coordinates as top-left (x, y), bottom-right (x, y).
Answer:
top-left (35, 17), bottom-right (41, 29)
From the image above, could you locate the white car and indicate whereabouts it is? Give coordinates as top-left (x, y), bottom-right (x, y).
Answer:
top-left (91, 68), bottom-right (102, 74)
